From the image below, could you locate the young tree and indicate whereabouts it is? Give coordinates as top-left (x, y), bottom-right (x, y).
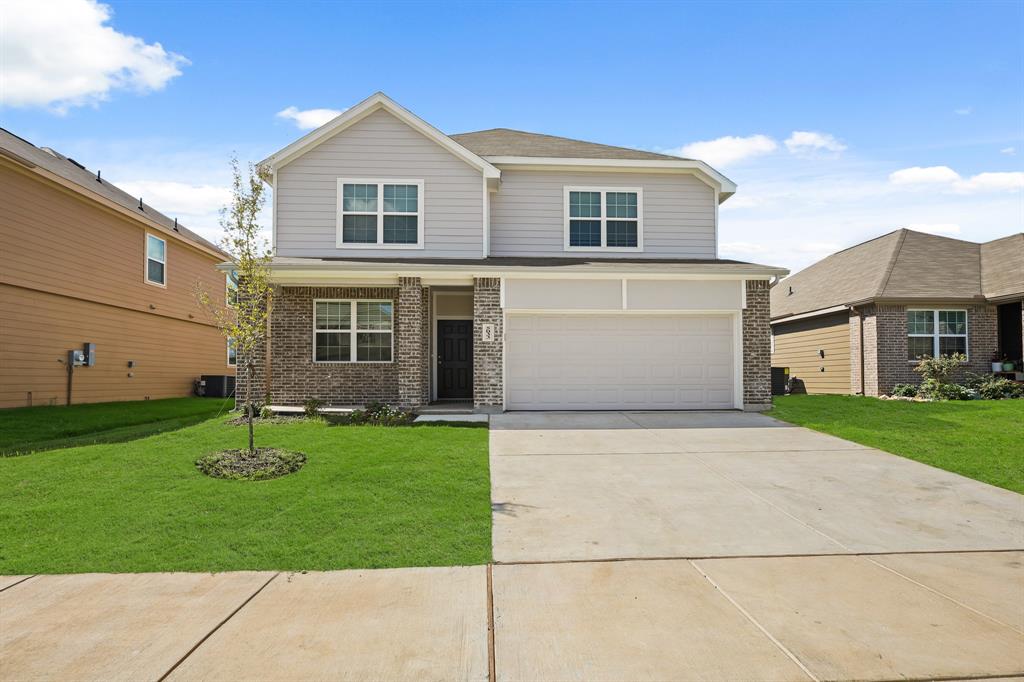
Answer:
top-left (198, 157), bottom-right (271, 454)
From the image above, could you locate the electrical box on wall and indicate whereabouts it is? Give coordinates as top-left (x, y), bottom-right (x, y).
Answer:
top-left (83, 343), bottom-right (96, 367)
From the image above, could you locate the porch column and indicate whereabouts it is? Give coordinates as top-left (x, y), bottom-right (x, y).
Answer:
top-left (397, 277), bottom-right (425, 409)
top-left (473, 277), bottom-right (504, 412)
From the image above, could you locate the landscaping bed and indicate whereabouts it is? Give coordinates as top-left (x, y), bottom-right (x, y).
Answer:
top-left (0, 413), bottom-right (491, 573)
top-left (772, 394), bottom-right (1024, 494)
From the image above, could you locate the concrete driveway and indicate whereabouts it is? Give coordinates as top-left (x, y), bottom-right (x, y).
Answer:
top-left (490, 410), bottom-right (1024, 562)
top-left (3, 411), bottom-right (1021, 681)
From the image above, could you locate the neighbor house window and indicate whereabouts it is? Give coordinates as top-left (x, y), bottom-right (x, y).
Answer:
top-left (146, 234), bottom-right (166, 285)
top-left (565, 187), bottom-right (642, 250)
top-left (337, 179), bottom-right (423, 248)
top-left (907, 309), bottom-right (968, 361)
top-left (227, 338), bottom-right (237, 367)
top-left (313, 300), bottom-right (393, 362)
top-left (226, 269), bottom-right (238, 306)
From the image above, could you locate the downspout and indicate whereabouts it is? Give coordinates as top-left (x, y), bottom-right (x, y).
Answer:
top-left (854, 305), bottom-right (865, 395)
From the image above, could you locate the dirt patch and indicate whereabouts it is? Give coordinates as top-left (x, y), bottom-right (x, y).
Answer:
top-left (196, 448), bottom-right (306, 481)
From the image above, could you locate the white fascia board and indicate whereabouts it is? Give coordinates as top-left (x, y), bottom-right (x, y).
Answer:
top-left (485, 156), bottom-right (737, 201)
top-left (260, 92), bottom-right (501, 179)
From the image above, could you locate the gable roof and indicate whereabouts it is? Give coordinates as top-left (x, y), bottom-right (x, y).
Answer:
top-left (981, 233), bottom-right (1024, 300)
top-left (259, 92), bottom-right (500, 178)
top-left (771, 229), bottom-right (1023, 320)
top-left (450, 128), bottom-right (688, 161)
top-left (0, 127), bottom-right (227, 258)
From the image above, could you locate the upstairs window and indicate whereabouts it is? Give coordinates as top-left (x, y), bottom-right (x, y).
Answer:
top-left (313, 300), bottom-right (394, 362)
top-left (146, 234), bottom-right (166, 285)
top-left (337, 180), bottom-right (423, 248)
top-left (907, 309), bottom-right (968, 361)
top-left (565, 187), bottom-right (642, 251)
top-left (226, 269), bottom-right (239, 306)
top-left (227, 338), bottom-right (237, 367)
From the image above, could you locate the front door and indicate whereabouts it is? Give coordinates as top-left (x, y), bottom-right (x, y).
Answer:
top-left (437, 319), bottom-right (473, 400)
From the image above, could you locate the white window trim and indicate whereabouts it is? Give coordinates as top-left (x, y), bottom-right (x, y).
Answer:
top-left (312, 298), bottom-right (395, 364)
top-left (336, 179), bottom-right (425, 249)
top-left (563, 186), bottom-right (644, 252)
top-left (144, 233), bottom-right (167, 287)
top-left (907, 308), bottom-right (969, 362)
top-left (227, 338), bottom-right (237, 367)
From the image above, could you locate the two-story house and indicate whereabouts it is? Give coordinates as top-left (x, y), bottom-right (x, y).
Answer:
top-left (241, 93), bottom-right (787, 413)
top-left (0, 128), bottom-right (234, 408)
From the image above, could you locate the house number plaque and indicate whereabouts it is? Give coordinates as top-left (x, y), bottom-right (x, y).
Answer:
top-left (481, 323), bottom-right (496, 342)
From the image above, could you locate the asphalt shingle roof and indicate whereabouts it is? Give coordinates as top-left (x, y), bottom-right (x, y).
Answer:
top-left (451, 128), bottom-right (688, 161)
top-left (0, 127), bottom-right (226, 256)
top-left (771, 228), bottom-right (1024, 319)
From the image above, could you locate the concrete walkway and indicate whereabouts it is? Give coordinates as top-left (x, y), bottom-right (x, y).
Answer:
top-left (2, 411), bottom-right (1022, 680)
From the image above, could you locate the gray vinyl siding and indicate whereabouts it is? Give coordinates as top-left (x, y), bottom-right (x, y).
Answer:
top-left (275, 109), bottom-right (484, 258)
top-left (489, 169), bottom-right (717, 258)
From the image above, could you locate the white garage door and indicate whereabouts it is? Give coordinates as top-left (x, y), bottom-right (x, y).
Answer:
top-left (505, 314), bottom-right (736, 410)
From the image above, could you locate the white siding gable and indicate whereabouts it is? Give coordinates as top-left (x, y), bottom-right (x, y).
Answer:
top-left (275, 109), bottom-right (485, 258)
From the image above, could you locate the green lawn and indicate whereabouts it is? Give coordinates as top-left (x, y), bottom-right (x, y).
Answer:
top-left (772, 395), bottom-right (1024, 494)
top-left (0, 397), bottom-right (233, 455)
top-left (0, 411), bottom-right (491, 573)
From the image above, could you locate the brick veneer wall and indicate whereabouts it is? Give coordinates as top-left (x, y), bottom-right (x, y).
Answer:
top-left (396, 277), bottom-right (425, 408)
top-left (267, 286), bottom-right (404, 406)
top-left (742, 280), bottom-right (772, 409)
top-left (473, 278), bottom-right (503, 410)
top-left (851, 303), bottom-right (997, 396)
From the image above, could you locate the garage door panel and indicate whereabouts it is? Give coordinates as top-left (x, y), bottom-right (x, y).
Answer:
top-left (506, 314), bottom-right (736, 410)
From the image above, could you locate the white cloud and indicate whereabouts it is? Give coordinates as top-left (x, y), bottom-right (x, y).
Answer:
top-left (889, 166), bottom-right (1024, 194)
top-left (0, 0), bottom-right (188, 112)
top-left (784, 131), bottom-right (847, 156)
top-left (276, 106), bottom-right (344, 130)
top-left (954, 106), bottom-right (973, 115)
top-left (676, 134), bottom-right (778, 167)
top-left (116, 180), bottom-right (232, 223)
top-left (1001, 147), bottom-right (1017, 156)
top-left (902, 223), bottom-right (962, 236)
top-left (889, 166), bottom-right (961, 185)
top-left (718, 241), bottom-right (764, 255)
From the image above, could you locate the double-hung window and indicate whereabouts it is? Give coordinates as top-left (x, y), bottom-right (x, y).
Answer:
top-left (564, 187), bottom-right (642, 251)
top-left (145, 234), bottom-right (166, 285)
top-left (313, 300), bottom-right (394, 362)
top-left (337, 179), bottom-right (424, 248)
top-left (227, 338), bottom-right (237, 367)
top-left (907, 309), bottom-right (968, 361)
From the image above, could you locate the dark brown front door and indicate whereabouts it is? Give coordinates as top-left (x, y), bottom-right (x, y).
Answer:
top-left (437, 319), bottom-right (473, 400)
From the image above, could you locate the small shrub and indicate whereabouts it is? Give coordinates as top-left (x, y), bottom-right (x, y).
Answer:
top-left (913, 353), bottom-right (967, 384)
top-left (918, 378), bottom-right (972, 401)
top-left (890, 384), bottom-right (918, 398)
top-left (347, 401), bottom-right (413, 426)
top-left (303, 397), bottom-right (323, 418)
top-left (975, 376), bottom-right (1024, 400)
top-left (259, 405), bottom-right (274, 419)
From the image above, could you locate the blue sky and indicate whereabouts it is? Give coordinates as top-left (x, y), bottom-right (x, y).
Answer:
top-left (3, 0), bottom-right (1022, 271)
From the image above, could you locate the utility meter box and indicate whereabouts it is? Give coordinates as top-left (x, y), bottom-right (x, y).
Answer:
top-left (83, 343), bottom-right (96, 367)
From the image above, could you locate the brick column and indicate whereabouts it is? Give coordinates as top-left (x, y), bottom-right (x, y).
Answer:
top-left (473, 277), bottom-right (503, 412)
top-left (850, 305), bottom-right (880, 396)
top-left (742, 280), bottom-right (772, 410)
top-left (397, 277), bottom-right (425, 409)
top-left (234, 285), bottom-right (271, 409)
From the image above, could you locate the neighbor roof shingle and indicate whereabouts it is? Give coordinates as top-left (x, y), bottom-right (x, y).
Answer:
top-left (0, 127), bottom-right (226, 256)
top-left (771, 228), bottom-right (1023, 319)
top-left (450, 128), bottom-right (689, 161)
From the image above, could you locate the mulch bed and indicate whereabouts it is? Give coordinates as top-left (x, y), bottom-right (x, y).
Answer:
top-left (196, 448), bottom-right (306, 481)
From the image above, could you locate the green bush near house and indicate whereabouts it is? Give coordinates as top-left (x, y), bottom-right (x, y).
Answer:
top-left (772, 394), bottom-right (1024, 494)
top-left (0, 412), bottom-right (491, 573)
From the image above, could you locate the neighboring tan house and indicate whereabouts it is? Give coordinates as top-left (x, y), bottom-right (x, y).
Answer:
top-left (770, 229), bottom-right (1024, 396)
top-left (0, 128), bottom-right (234, 409)
top-left (237, 92), bottom-right (788, 413)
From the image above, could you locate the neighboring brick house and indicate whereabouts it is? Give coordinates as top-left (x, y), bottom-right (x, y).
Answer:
top-left (235, 92), bottom-right (787, 413)
top-left (770, 229), bottom-right (1024, 396)
top-left (0, 128), bottom-right (235, 409)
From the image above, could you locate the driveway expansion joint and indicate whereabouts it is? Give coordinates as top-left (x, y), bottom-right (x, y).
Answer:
top-left (157, 571), bottom-right (280, 682)
top-left (0, 575), bottom-right (36, 592)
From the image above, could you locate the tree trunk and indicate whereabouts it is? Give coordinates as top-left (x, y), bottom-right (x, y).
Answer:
top-left (246, 362), bottom-right (255, 454)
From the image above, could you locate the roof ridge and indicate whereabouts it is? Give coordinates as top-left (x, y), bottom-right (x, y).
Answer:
top-left (875, 228), bottom-right (909, 298)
